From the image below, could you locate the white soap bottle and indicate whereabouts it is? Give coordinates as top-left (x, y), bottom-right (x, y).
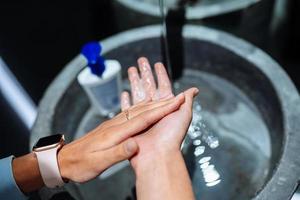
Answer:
top-left (77, 42), bottom-right (122, 116)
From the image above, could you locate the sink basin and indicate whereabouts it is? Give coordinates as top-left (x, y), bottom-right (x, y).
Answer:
top-left (31, 25), bottom-right (300, 200)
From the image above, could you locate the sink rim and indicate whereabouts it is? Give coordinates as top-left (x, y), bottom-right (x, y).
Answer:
top-left (31, 25), bottom-right (300, 200)
top-left (114, 0), bottom-right (259, 20)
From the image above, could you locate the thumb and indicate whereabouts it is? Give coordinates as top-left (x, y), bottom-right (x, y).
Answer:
top-left (182, 87), bottom-right (199, 110)
top-left (92, 138), bottom-right (139, 173)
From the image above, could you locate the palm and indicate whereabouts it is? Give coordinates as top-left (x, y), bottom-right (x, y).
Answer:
top-left (121, 57), bottom-right (196, 169)
top-left (130, 106), bottom-right (192, 167)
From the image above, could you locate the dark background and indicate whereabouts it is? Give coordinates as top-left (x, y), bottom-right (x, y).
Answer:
top-left (0, 0), bottom-right (299, 158)
top-left (0, 0), bottom-right (116, 157)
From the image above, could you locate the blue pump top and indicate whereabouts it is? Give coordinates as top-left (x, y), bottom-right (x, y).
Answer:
top-left (81, 42), bottom-right (106, 77)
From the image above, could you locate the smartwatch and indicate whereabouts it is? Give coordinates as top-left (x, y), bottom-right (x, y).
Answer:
top-left (33, 134), bottom-right (65, 188)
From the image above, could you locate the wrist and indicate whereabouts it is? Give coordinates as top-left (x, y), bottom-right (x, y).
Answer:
top-left (133, 149), bottom-right (194, 200)
top-left (57, 144), bottom-right (72, 182)
top-left (133, 149), bottom-right (183, 176)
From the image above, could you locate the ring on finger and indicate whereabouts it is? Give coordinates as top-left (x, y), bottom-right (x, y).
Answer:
top-left (124, 109), bottom-right (130, 121)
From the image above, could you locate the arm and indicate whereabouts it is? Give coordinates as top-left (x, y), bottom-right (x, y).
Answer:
top-left (7, 95), bottom-right (185, 194)
top-left (135, 151), bottom-right (194, 200)
top-left (132, 88), bottom-right (197, 200)
top-left (122, 57), bottom-right (196, 200)
top-left (12, 153), bottom-right (43, 194)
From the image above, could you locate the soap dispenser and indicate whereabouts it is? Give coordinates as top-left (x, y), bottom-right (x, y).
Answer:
top-left (77, 42), bottom-right (122, 116)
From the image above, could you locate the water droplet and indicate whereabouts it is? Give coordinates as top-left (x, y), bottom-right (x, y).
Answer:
top-left (206, 179), bottom-right (221, 187)
top-left (200, 162), bottom-right (210, 169)
top-left (194, 146), bottom-right (205, 156)
top-left (202, 165), bottom-right (215, 172)
top-left (203, 167), bottom-right (220, 183)
top-left (199, 156), bottom-right (211, 164)
top-left (193, 139), bottom-right (201, 146)
top-left (189, 131), bottom-right (201, 139)
top-left (206, 135), bottom-right (219, 149)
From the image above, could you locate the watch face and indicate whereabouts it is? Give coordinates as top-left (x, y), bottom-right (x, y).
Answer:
top-left (34, 134), bottom-right (63, 149)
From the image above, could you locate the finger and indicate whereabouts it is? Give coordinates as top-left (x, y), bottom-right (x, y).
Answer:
top-left (103, 98), bottom-right (153, 128)
top-left (128, 67), bottom-right (145, 104)
top-left (130, 96), bottom-right (179, 116)
top-left (107, 93), bottom-right (185, 145)
top-left (180, 87), bottom-right (199, 117)
top-left (172, 88), bottom-right (199, 133)
top-left (121, 91), bottom-right (131, 111)
top-left (129, 96), bottom-right (152, 109)
top-left (91, 138), bottom-right (138, 173)
top-left (138, 57), bottom-right (157, 100)
top-left (114, 96), bottom-right (178, 125)
top-left (154, 62), bottom-right (173, 99)
top-left (183, 87), bottom-right (199, 108)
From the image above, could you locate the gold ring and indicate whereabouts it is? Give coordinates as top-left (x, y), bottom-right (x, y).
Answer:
top-left (124, 109), bottom-right (130, 121)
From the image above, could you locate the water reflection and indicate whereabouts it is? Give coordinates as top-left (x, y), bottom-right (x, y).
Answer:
top-left (199, 156), bottom-right (211, 164)
top-left (194, 146), bottom-right (205, 156)
top-left (206, 179), bottom-right (221, 187)
top-left (189, 101), bottom-right (222, 188)
top-left (188, 101), bottom-right (220, 149)
top-left (193, 139), bottom-right (201, 146)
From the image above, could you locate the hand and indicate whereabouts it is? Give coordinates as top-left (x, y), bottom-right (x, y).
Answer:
top-left (121, 57), bottom-right (198, 167)
top-left (121, 57), bottom-right (174, 109)
top-left (57, 93), bottom-right (185, 183)
top-left (121, 57), bottom-right (197, 200)
top-left (12, 95), bottom-right (185, 193)
top-left (130, 88), bottom-right (198, 169)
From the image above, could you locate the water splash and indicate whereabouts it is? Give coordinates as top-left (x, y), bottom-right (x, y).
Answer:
top-left (188, 101), bottom-right (220, 149)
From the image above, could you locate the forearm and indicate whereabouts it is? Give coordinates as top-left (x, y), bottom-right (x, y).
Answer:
top-left (12, 153), bottom-right (44, 193)
top-left (134, 150), bottom-right (195, 200)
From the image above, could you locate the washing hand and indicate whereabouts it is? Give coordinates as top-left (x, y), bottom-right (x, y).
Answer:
top-left (121, 57), bottom-right (196, 200)
top-left (12, 94), bottom-right (185, 193)
top-left (57, 93), bottom-right (185, 183)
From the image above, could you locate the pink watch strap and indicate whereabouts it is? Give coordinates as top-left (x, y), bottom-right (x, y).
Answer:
top-left (35, 148), bottom-right (65, 188)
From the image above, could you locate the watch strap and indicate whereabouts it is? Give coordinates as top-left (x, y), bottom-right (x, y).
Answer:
top-left (35, 148), bottom-right (65, 188)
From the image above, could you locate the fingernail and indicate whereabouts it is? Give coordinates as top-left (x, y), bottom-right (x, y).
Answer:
top-left (194, 88), bottom-right (199, 95)
top-left (138, 57), bottom-right (147, 62)
top-left (125, 139), bottom-right (138, 155)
